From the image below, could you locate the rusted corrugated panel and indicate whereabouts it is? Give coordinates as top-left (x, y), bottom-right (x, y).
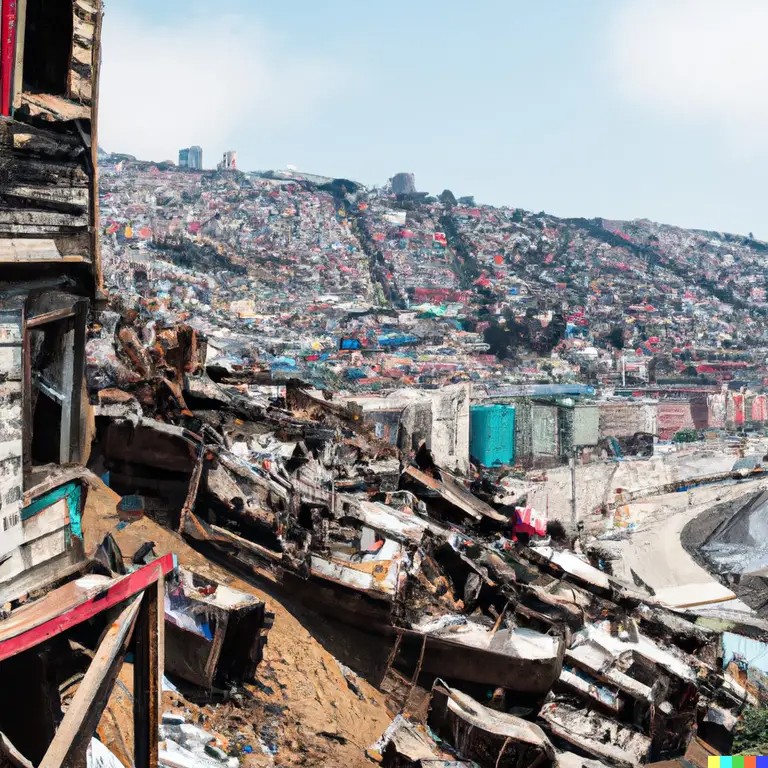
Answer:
top-left (531, 404), bottom-right (558, 456)
top-left (657, 401), bottom-right (694, 440)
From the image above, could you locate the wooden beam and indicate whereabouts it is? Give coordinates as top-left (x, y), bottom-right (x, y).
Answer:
top-left (21, 307), bottom-right (31, 484)
top-left (0, 209), bottom-right (89, 228)
top-left (0, 238), bottom-right (65, 262)
top-left (0, 553), bottom-right (174, 661)
top-left (26, 307), bottom-right (76, 328)
top-left (134, 582), bottom-right (160, 768)
top-left (89, 0), bottom-right (104, 295)
top-left (11, 0), bottom-right (27, 111)
top-left (70, 300), bottom-right (87, 462)
top-left (12, 131), bottom-right (85, 159)
top-left (38, 596), bottom-right (141, 768)
top-left (59, 323), bottom-right (76, 463)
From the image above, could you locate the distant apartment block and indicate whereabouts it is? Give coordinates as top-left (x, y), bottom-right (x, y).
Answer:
top-left (218, 150), bottom-right (237, 170)
top-left (179, 145), bottom-right (203, 169)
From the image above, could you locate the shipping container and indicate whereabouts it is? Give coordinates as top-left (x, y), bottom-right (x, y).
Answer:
top-left (470, 405), bottom-right (515, 467)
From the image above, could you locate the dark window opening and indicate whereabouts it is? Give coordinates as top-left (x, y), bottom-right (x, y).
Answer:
top-left (31, 387), bottom-right (62, 465)
top-left (28, 320), bottom-right (70, 466)
top-left (23, 0), bottom-right (72, 95)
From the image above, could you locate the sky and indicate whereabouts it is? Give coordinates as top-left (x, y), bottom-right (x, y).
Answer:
top-left (100, 0), bottom-right (768, 237)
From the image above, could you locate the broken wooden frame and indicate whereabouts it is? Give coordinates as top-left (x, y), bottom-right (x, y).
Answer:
top-left (0, 553), bottom-right (174, 768)
top-left (23, 293), bottom-right (88, 480)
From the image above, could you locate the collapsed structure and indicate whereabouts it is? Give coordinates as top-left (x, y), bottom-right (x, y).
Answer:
top-left (0, 0), bottom-right (103, 600)
top-left (86, 315), bottom-right (760, 767)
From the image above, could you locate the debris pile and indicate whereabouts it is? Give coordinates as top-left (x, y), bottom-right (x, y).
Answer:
top-left (82, 313), bottom-right (756, 767)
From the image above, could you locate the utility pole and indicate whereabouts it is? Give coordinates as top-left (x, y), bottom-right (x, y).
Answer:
top-left (570, 445), bottom-right (579, 530)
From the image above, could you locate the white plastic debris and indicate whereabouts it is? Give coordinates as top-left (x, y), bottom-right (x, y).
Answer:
top-left (86, 738), bottom-right (124, 768)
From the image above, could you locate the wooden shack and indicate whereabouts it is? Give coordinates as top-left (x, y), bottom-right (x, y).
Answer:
top-left (0, 0), bottom-right (103, 603)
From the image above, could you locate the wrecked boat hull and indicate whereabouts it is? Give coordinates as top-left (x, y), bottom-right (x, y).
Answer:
top-left (400, 628), bottom-right (565, 695)
top-left (428, 682), bottom-right (557, 768)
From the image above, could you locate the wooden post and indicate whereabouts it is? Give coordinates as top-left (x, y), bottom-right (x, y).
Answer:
top-left (21, 310), bottom-right (31, 485)
top-left (89, 0), bottom-right (104, 297)
top-left (156, 574), bottom-right (165, 717)
top-left (11, 0), bottom-right (25, 110)
top-left (38, 597), bottom-right (141, 768)
top-left (59, 321), bottom-right (75, 463)
top-left (70, 300), bottom-right (87, 462)
top-left (134, 584), bottom-right (159, 768)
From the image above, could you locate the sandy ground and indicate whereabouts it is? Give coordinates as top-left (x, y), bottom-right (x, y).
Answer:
top-left (82, 476), bottom-right (392, 767)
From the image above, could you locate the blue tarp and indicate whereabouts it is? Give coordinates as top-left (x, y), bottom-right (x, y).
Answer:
top-left (271, 356), bottom-right (297, 370)
top-left (379, 334), bottom-right (418, 347)
top-left (339, 338), bottom-right (362, 350)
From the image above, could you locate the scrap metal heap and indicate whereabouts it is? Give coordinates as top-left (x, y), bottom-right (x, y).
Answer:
top-left (88, 312), bottom-right (752, 768)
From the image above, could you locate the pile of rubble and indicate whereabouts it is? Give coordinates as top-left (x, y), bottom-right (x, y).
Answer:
top-left (83, 311), bottom-right (756, 767)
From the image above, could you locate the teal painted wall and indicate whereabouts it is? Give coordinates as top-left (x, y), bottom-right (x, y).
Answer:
top-left (470, 405), bottom-right (515, 467)
top-left (22, 481), bottom-right (83, 539)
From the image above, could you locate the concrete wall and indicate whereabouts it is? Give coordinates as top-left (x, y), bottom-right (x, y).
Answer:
top-left (599, 401), bottom-right (657, 439)
top-left (428, 383), bottom-right (470, 475)
top-left (347, 383), bottom-right (471, 474)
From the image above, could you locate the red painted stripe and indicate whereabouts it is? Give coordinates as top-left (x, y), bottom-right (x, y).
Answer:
top-left (0, 0), bottom-right (17, 116)
top-left (0, 553), bottom-right (175, 662)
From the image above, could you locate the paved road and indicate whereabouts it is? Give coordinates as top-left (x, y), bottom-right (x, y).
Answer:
top-left (611, 477), bottom-right (767, 603)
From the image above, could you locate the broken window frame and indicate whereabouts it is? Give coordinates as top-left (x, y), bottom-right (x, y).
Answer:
top-left (22, 296), bottom-right (88, 486)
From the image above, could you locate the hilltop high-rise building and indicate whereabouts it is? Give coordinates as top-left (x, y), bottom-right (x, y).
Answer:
top-left (218, 150), bottom-right (237, 171)
top-left (178, 145), bottom-right (203, 169)
top-left (188, 145), bottom-right (203, 169)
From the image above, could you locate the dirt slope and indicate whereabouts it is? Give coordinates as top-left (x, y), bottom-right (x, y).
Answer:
top-left (82, 477), bottom-right (391, 767)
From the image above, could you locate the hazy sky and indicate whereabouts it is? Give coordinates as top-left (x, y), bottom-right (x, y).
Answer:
top-left (100, 0), bottom-right (768, 236)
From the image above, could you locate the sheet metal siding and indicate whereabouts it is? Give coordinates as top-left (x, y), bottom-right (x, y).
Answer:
top-left (469, 404), bottom-right (515, 467)
top-left (572, 406), bottom-right (600, 447)
top-left (531, 404), bottom-right (559, 457)
top-left (514, 401), bottom-right (533, 463)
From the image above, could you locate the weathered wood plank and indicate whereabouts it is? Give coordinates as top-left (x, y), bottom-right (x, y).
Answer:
top-left (75, 0), bottom-right (98, 17)
top-left (0, 239), bottom-right (63, 261)
top-left (0, 209), bottom-right (89, 228)
top-left (73, 12), bottom-right (96, 35)
top-left (38, 597), bottom-right (142, 768)
top-left (134, 585), bottom-right (160, 768)
top-left (0, 154), bottom-right (88, 186)
top-left (12, 132), bottom-right (85, 160)
top-left (2, 185), bottom-right (88, 209)
top-left (0, 224), bottom-right (89, 236)
top-left (67, 71), bottom-right (92, 105)
top-left (19, 93), bottom-right (90, 123)
top-left (71, 40), bottom-right (92, 67)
